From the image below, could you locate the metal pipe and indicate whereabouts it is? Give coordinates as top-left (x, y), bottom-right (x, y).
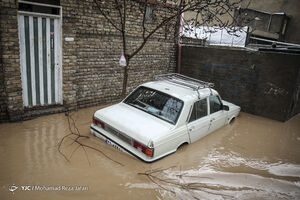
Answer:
top-left (250, 36), bottom-right (300, 48)
top-left (267, 14), bottom-right (273, 32)
top-left (177, 12), bottom-right (184, 74)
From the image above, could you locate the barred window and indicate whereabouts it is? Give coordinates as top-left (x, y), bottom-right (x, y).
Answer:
top-left (145, 6), bottom-right (153, 20)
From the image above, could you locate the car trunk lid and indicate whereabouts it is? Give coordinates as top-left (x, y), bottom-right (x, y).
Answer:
top-left (94, 103), bottom-right (174, 146)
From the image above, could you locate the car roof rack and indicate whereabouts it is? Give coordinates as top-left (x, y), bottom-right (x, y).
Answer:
top-left (155, 73), bottom-right (214, 98)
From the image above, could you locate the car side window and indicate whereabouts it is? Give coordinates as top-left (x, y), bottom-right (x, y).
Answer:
top-left (188, 98), bottom-right (208, 123)
top-left (209, 95), bottom-right (222, 114)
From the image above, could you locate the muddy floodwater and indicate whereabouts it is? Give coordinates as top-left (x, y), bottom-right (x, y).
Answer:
top-left (0, 105), bottom-right (299, 200)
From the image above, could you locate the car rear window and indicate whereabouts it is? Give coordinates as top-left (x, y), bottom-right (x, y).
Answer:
top-left (124, 86), bottom-right (183, 124)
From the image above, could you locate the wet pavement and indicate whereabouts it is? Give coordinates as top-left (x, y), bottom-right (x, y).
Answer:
top-left (0, 105), bottom-right (299, 200)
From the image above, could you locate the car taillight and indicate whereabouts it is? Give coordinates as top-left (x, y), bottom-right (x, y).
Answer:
top-left (133, 140), bottom-right (153, 157)
top-left (92, 116), bottom-right (105, 129)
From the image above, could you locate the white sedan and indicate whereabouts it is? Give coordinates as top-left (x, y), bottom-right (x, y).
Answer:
top-left (90, 74), bottom-right (240, 162)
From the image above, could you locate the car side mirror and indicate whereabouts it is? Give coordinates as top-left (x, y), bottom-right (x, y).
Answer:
top-left (223, 105), bottom-right (229, 111)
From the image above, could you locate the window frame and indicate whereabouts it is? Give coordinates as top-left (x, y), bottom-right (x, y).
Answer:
top-left (209, 95), bottom-right (223, 115)
top-left (187, 97), bottom-right (208, 123)
top-left (145, 5), bottom-right (154, 20)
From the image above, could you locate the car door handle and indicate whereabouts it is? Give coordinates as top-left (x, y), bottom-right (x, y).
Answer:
top-left (210, 118), bottom-right (215, 122)
top-left (188, 126), bottom-right (195, 132)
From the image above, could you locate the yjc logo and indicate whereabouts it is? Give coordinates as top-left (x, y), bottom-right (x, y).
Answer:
top-left (8, 184), bottom-right (18, 192)
top-left (21, 186), bottom-right (31, 191)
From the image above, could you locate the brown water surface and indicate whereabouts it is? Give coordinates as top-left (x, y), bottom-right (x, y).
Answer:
top-left (0, 106), bottom-right (299, 200)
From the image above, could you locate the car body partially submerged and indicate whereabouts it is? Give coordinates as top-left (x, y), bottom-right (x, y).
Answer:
top-left (90, 74), bottom-right (240, 162)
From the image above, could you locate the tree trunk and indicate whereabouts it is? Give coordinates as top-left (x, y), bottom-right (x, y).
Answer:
top-left (121, 65), bottom-right (128, 98)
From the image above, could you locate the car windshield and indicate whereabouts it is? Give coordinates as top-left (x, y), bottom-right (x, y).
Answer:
top-left (124, 86), bottom-right (183, 124)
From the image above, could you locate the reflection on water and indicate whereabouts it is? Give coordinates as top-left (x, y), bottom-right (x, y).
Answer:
top-left (129, 167), bottom-right (300, 199)
top-left (0, 106), bottom-right (299, 200)
top-left (24, 115), bottom-right (64, 173)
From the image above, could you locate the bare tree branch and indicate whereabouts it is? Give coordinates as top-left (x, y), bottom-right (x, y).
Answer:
top-left (58, 112), bottom-right (124, 166)
top-left (92, 0), bottom-right (247, 97)
top-left (128, 0), bottom-right (186, 60)
top-left (138, 167), bottom-right (236, 198)
top-left (142, 3), bottom-right (147, 40)
top-left (93, 0), bottom-right (122, 32)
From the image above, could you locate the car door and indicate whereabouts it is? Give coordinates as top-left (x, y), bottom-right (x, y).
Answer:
top-left (187, 98), bottom-right (210, 143)
top-left (208, 95), bottom-right (227, 133)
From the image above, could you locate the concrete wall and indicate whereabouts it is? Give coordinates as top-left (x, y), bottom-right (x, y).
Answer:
top-left (181, 46), bottom-right (300, 122)
top-left (0, 0), bottom-right (177, 122)
top-left (290, 69), bottom-right (300, 118)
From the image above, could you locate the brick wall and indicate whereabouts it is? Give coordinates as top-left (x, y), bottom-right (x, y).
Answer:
top-left (0, 0), bottom-right (177, 121)
top-left (0, 0), bottom-right (23, 122)
top-left (61, 0), bottom-right (177, 110)
top-left (181, 46), bottom-right (300, 122)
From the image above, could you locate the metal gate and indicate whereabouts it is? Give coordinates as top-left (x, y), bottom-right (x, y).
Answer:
top-left (18, 12), bottom-right (62, 107)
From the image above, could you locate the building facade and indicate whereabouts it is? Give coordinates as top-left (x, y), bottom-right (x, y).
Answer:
top-left (0, 0), bottom-right (177, 122)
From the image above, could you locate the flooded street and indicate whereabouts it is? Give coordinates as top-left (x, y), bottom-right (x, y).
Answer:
top-left (0, 105), bottom-right (299, 200)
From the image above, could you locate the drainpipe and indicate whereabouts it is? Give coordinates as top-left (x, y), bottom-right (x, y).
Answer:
top-left (177, 12), bottom-right (184, 74)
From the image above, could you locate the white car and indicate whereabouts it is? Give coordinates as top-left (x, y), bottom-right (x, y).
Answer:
top-left (90, 74), bottom-right (240, 162)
